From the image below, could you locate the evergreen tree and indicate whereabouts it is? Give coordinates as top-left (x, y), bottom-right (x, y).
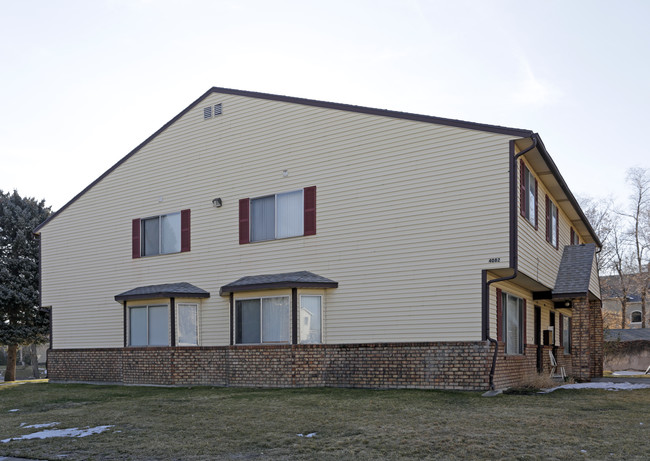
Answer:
top-left (0, 190), bottom-right (51, 381)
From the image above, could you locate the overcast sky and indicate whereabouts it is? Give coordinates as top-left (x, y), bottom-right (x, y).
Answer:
top-left (1, 0), bottom-right (648, 211)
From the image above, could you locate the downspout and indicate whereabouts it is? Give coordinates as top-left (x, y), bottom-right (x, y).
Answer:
top-left (484, 135), bottom-right (537, 390)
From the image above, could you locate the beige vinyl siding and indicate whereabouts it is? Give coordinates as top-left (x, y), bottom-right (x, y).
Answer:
top-left (588, 253), bottom-right (601, 299)
top-left (488, 275), bottom-right (564, 345)
top-left (40, 92), bottom-right (516, 349)
top-left (517, 158), bottom-right (594, 292)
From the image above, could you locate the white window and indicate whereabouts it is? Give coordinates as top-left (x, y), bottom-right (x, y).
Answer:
top-left (250, 190), bottom-right (303, 242)
top-left (562, 315), bottom-right (571, 355)
top-left (631, 311), bottom-right (642, 324)
top-left (523, 166), bottom-right (536, 227)
top-left (502, 292), bottom-right (524, 355)
top-left (177, 303), bottom-right (199, 346)
top-left (129, 305), bottom-right (168, 346)
top-left (235, 297), bottom-right (290, 344)
top-left (300, 296), bottom-right (322, 344)
top-left (141, 212), bottom-right (181, 256)
top-left (547, 200), bottom-right (558, 248)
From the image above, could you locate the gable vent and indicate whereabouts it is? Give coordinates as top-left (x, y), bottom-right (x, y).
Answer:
top-left (214, 103), bottom-right (222, 116)
top-left (203, 106), bottom-right (212, 119)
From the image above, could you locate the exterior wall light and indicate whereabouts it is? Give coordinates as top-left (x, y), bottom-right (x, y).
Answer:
top-left (212, 198), bottom-right (223, 208)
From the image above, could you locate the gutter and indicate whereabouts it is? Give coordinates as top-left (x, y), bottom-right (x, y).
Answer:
top-left (483, 136), bottom-right (537, 390)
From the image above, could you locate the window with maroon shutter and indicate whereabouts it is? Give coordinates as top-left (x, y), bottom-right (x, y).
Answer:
top-left (546, 196), bottom-right (559, 248)
top-left (241, 187), bottom-right (316, 244)
top-left (133, 210), bottom-right (189, 257)
top-left (521, 161), bottom-right (537, 228)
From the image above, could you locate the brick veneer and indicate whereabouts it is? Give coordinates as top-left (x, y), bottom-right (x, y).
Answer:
top-left (571, 298), bottom-right (604, 379)
top-left (47, 340), bottom-right (570, 390)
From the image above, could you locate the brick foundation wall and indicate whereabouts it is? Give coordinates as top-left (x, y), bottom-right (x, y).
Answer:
top-left (47, 341), bottom-right (577, 390)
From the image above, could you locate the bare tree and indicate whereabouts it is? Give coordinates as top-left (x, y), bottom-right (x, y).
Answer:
top-left (621, 168), bottom-right (650, 328)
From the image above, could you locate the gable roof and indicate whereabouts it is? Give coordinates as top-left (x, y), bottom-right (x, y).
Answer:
top-left (552, 243), bottom-right (597, 298)
top-left (220, 271), bottom-right (338, 295)
top-left (33, 87), bottom-right (535, 234)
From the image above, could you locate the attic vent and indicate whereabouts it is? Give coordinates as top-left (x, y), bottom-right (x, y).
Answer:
top-left (214, 103), bottom-right (222, 116)
top-left (203, 106), bottom-right (212, 119)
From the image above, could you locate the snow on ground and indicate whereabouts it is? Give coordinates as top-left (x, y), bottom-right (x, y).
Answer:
top-left (20, 422), bottom-right (60, 429)
top-left (1, 425), bottom-right (113, 443)
top-left (543, 382), bottom-right (650, 393)
top-left (612, 371), bottom-right (648, 376)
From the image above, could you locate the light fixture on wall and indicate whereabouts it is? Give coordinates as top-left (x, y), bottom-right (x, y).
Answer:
top-left (564, 301), bottom-right (572, 308)
top-left (282, 169), bottom-right (289, 178)
top-left (212, 198), bottom-right (223, 208)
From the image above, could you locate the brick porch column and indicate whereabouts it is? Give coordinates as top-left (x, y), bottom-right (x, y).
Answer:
top-left (571, 297), bottom-right (603, 380)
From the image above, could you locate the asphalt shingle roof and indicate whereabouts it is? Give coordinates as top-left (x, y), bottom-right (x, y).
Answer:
top-left (115, 282), bottom-right (210, 301)
top-left (552, 243), bottom-right (596, 298)
top-left (220, 271), bottom-right (338, 295)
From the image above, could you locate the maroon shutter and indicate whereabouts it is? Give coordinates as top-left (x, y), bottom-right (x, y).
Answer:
top-left (545, 195), bottom-right (550, 242)
top-left (559, 315), bottom-right (564, 347)
top-left (570, 228), bottom-right (575, 245)
top-left (496, 288), bottom-right (503, 342)
top-left (132, 218), bottom-right (141, 259)
top-left (180, 209), bottom-right (191, 252)
top-left (239, 198), bottom-right (250, 244)
top-left (303, 186), bottom-right (316, 236)
top-left (534, 179), bottom-right (538, 230)
top-left (519, 160), bottom-right (526, 217)
top-left (522, 299), bottom-right (527, 349)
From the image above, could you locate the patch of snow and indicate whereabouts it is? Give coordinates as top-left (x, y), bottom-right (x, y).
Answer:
top-left (297, 432), bottom-right (317, 438)
top-left (612, 371), bottom-right (647, 376)
top-left (543, 382), bottom-right (650, 393)
top-left (8, 409), bottom-right (19, 412)
top-left (1, 425), bottom-right (113, 443)
top-left (23, 422), bottom-right (60, 429)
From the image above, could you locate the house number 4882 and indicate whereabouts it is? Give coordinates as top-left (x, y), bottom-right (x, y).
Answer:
top-left (488, 258), bottom-right (501, 263)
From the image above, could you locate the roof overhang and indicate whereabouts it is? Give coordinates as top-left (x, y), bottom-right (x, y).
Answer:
top-left (115, 282), bottom-right (210, 302)
top-left (220, 271), bottom-right (338, 296)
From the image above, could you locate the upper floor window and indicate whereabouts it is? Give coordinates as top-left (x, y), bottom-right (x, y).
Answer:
top-left (631, 311), bottom-right (642, 324)
top-left (239, 186), bottom-right (316, 244)
top-left (570, 228), bottom-right (580, 245)
top-left (546, 196), bottom-right (558, 249)
top-left (132, 209), bottom-right (190, 258)
top-left (519, 161), bottom-right (537, 228)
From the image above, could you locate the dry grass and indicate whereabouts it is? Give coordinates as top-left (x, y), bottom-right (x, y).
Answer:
top-left (1, 383), bottom-right (649, 460)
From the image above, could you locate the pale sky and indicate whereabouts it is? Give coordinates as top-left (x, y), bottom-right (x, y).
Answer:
top-left (1, 0), bottom-right (648, 211)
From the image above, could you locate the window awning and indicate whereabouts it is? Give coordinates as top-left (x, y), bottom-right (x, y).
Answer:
top-left (552, 243), bottom-right (596, 300)
top-left (115, 282), bottom-right (210, 302)
top-left (220, 271), bottom-right (338, 296)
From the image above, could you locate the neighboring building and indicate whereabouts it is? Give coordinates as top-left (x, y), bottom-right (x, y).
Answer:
top-left (603, 328), bottom-right (650, 372)
top-left (35, 87), bottom-right (603, 390)
top-left (601, 274), bottom-right (648, 329)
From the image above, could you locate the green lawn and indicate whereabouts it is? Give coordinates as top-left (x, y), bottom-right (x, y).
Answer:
top-left (1, 382), bottom-right (649, 460)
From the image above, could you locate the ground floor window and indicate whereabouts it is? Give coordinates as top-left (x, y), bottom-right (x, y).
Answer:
top-left (562, 314), bottom-right (571, 355)
top-left (235, 296), bottom-right (290, 344)
top-left (300, 295), bottom-right (322, 344)
top-left (129, 305), bottom-right (168, 346)
top-left (502, 292), bottom-right (524, 355)
top-left (177, 303), bottom-right (199, 346)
